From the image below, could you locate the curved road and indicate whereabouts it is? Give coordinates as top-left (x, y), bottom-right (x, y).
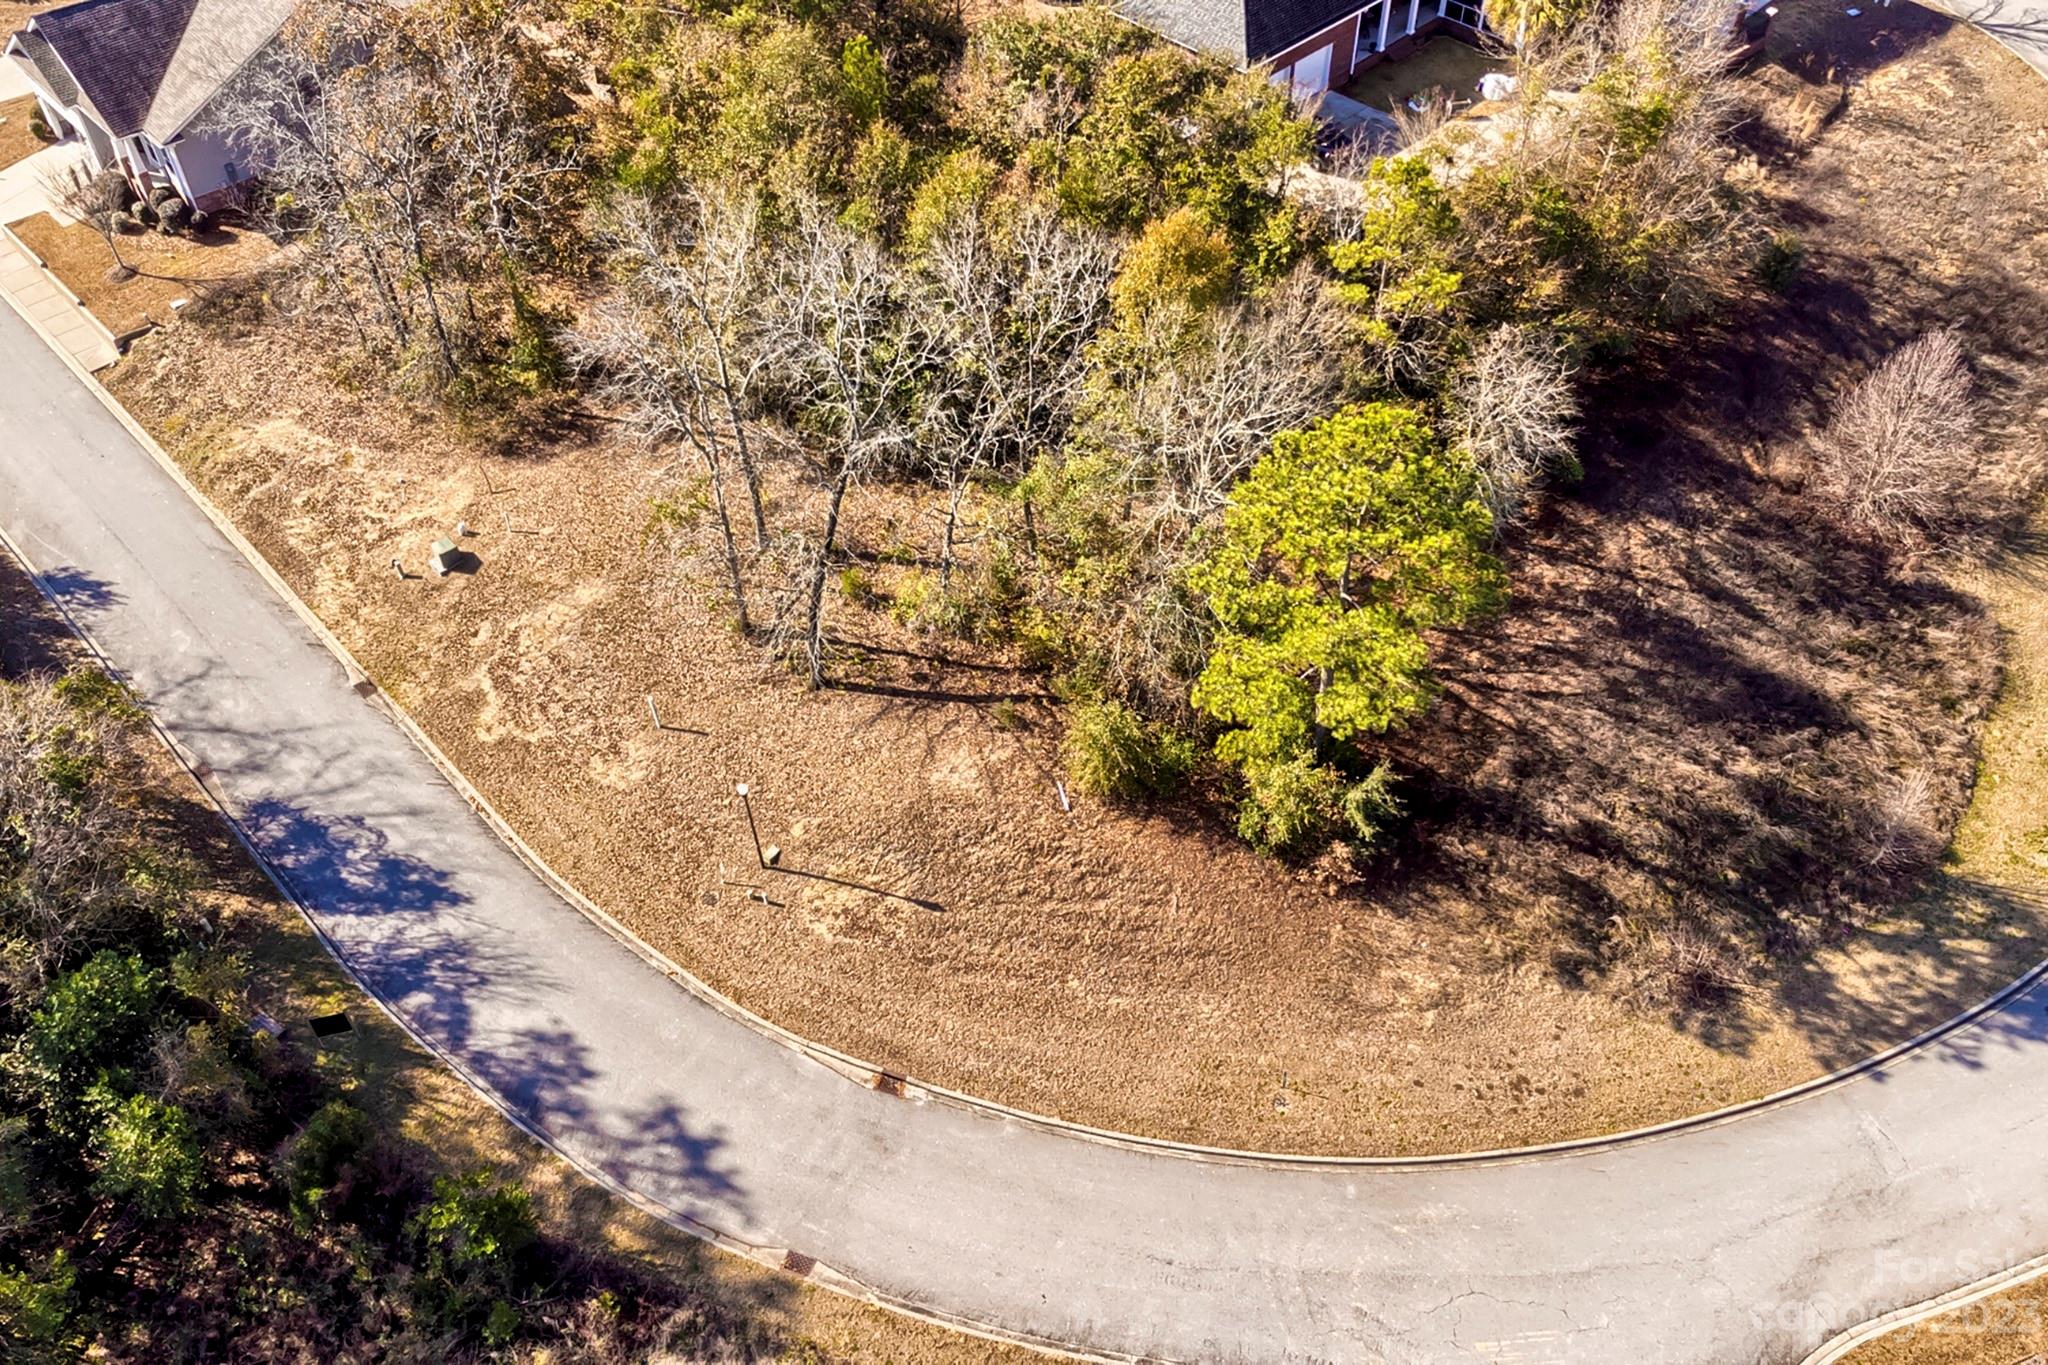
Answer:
top-left (8, 299), bottom-right (2048, 1361)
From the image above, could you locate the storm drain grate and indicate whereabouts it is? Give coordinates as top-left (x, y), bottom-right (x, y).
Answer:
top-left (871, 1073), bottom-right (906, 1098)
top-left (782, 1250), bottom-right (816, 1277)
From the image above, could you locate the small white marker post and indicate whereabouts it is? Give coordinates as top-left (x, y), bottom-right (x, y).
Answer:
top-left (391, 557), bottom-right (404, 580)
top-left (646, 694), bottom-right (662, 730)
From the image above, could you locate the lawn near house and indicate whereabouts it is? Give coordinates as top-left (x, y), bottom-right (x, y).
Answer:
top-left (0, 94), bottom-right (44, 170)
top-left (10, 209), bottom-right (278, 336)
top-left (101, 6), bottom-right (2048, 1158)
top-left (1342, 32), bottom-right (1511, 114)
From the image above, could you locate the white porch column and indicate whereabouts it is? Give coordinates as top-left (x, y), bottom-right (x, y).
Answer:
top-left (1379, 0), bottom-right (1394, 48)
top-left (1405, 0), bottom-right (1422, 34)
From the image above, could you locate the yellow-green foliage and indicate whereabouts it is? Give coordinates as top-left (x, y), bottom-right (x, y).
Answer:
top-left (1190, 404), bottom-right (1502, 769)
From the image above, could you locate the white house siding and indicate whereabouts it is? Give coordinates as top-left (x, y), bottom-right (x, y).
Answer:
top-left (161, 126), bottom-right (246, 207)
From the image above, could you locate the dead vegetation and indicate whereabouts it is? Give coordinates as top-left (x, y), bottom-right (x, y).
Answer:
top-left (102, 8), bottom-right (2048, 1154)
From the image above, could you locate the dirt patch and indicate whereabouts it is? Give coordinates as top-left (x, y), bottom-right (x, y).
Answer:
top-left (11, 210), bottom-right (277, 336)
top-left (0, 94), bottom-right (45, 171)
top-left (104, 12), bottom-right (2048, 1155)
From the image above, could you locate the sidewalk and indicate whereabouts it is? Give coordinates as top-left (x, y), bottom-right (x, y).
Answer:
top-left (0, 224), bottom-right (120, 371)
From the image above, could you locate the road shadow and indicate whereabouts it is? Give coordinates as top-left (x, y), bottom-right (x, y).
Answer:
top-left (239, 798), bottom-right (750, 1221)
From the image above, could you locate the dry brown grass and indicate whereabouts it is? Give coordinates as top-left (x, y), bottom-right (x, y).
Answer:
top-left (0, 94), bottom-right (45, 172)
top-left (101, 9), bottom-right (2048, 1156)
top-left (0, 547), bottom-right (1028, 1365)
top-left (11, 210), bottom-right (277, 336)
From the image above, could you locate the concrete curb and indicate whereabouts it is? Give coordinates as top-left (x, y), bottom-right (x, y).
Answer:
top-left (1799, 1253), bottom-right (2048, 1364)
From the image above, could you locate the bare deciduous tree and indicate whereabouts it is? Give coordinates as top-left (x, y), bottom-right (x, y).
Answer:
top-left (1452, 324), bottom-right (1580, 526)
top-left (915, 199), bottom-right (1118, 586)
top-left (762, 199), bottom-right (936, 686)
top-left (1814, 331), bottom-right (1976, 539)
top-left (1095, 264), bottom-right (1344, 532)
top-left (215, 0), bottom-right (576, 385)
top-left (570, 187), bottom-right (776, 634)
top-left (0, 678), bottom-right (158, 998)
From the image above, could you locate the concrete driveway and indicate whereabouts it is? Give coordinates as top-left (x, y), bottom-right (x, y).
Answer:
top-left (9, 284), bottom-right (2048, 1364)
top-left (0, 139), bottom-right (85, 227)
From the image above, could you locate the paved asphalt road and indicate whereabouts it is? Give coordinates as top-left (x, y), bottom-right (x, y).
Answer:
top-left (9, 296), bottom-right (2048, 1359)
top-left (1954, 0), bottom-right (2048, 74)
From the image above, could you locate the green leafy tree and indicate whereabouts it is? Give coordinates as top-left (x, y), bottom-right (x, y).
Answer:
top-left (1327, 154), bottom-right (1468, 381)
top-left (92, 1093), bottom-right (202, 1219)
top-left (1109, 207), bottom-right (1236, 332)
top-left (1481, 0), bottom-right (1596, 43)
top-left (1190, 403), bottom-right (1502, 770)
top-left (840, 34), bottom-right (887, 125)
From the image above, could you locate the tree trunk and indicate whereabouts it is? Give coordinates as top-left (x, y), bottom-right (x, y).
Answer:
top-left (704, 460), bottom-right (752, 636)
top-left (938, 470), bottom-right (968, 591)
top-left (802, 468), bottom-right (853, 689)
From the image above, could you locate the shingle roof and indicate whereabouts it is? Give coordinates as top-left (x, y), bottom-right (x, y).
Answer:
top-left (1118, 0), bottom-right (1363, 63)
top-left (9, 0), bottom-right (292, 141)
top-left (10, 28), bottom-right (83, 106)
top-left (143, 0), bottom-right (295, 141)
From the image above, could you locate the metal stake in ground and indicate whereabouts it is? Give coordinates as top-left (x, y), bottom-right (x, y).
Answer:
top-left (733, 783), bottom-right (780, 867)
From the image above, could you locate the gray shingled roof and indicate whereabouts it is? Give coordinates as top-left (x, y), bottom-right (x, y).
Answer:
top-left (1118, 0), bottom-right (1364, 63)
top-left (144, 0), bottom-right (295, 141)
top-left (10, 28), bottom-right (83, 106)
top-left (9, 0), bottom-right (291, 141)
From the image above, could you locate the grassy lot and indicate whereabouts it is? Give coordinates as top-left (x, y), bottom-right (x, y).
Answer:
top-left (103, 9), bottom-right (2048, 1156)
top-left (0, 548), bottom-right (1028, 1363)
top-left (11, 210), bottom-right (278, 335)
top-left (1342, 34), bottom-right (1509, 114)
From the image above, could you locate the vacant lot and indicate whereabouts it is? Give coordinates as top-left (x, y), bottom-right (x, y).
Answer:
top-left (106, 9), bottom-right (2048, 1154)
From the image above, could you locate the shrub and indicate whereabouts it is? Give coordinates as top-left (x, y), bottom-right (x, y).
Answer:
top-left (281, 1100), bottom-right (374, 1225)
top-left (1339, 762), bottom-right (1403, 849)
top-left (0, 1251), bottom-right (74, 1348)
top-left (52, 666), bottom-right (141, 721)
top-left (1814, 330), bottom-right (1976, 539)
top-left (409, 1169), bottom-right (537, 1330)
top-left (1757, 231), bottom-right (1804, 292)
top-left (110, 211), bottom-right (139, 235)
top-left (1234, 754), bottom-right (1341, 854)
top-left (1060, 698), bottom-right (1196, 801)
top-left (92, 1093), bottom-right (202, 1219)
top-left (23, 952), bottom-right (161, 1132)
top-left (157, 197), bottom-right (193, 234)
top-left (838, 566), bottom-right (881, 607)
top-left (27, 108), bottom-right (50, 142)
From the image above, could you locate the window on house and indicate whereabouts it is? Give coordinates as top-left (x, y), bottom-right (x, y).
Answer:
top-left (1355, 0), bottom-right (1388, 58)
top-left (1441, 0), bottom-right (1483, 25)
